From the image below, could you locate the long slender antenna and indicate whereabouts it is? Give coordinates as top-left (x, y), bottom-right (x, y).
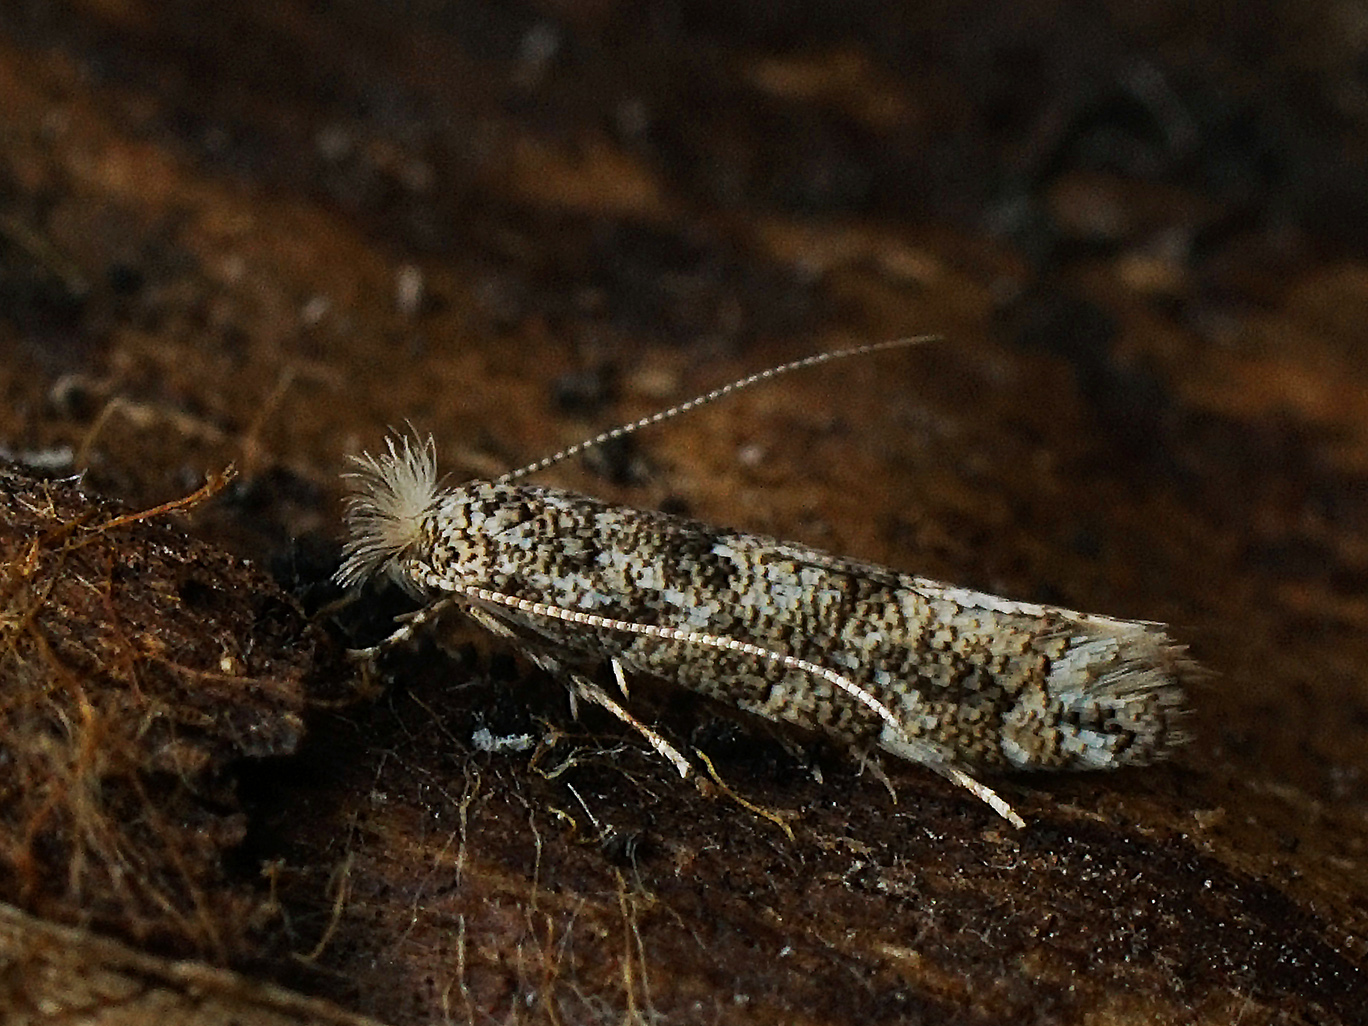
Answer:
top-left (495, 334), bottom-right (941, 485)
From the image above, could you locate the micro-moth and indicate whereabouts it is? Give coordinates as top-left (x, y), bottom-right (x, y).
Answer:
top-left (336, 339), bottom-right (1195, 827)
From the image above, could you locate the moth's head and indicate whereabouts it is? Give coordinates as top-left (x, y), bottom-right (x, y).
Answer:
top-left (335, 432), bottom-right (444, 590)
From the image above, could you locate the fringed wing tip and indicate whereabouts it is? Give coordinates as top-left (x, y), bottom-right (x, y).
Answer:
top-left (1039, 618), bottom-right (1202, 768)
top-left (335, 432), bottom-right (442, 588)
top-left (1098, 629), bottom-right (1201, 763)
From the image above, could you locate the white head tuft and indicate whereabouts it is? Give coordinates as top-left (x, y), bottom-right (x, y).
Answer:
top-left (335, 433), bottom-right (443, 588)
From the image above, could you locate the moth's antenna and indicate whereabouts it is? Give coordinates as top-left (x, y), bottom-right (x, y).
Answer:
top-left (496, 334), bottom-right (941, 485)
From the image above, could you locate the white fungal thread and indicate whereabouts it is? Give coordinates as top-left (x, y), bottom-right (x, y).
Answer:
top-left (336, 337), bottom-right (1196, 828)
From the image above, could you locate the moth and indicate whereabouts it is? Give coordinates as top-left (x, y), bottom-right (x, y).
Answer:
top-left (335, 338), bottom-right (1195, 827)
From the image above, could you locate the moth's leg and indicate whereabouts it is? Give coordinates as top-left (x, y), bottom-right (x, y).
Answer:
top-left (464, 604), bottom-right (520, 641)
top-left (570, 661), bottom-right (692, 780)
top-left (347, 595), bottom-right (465, 664)
top-left (338, 595), bottom-right (467, 701)
top-left (609, 653), bottom-right (631, 701)
top-left (930, 763), bottom-right (1025, 830)
top-left (577, 662), bottom-right (791, 835)
top-left (854, 748), bottom-right (899, 804)
top-left (465, 600), bottom-right (790, 828)
top-left (464, 605), bottom-right (583, 716)
top-left (879, 732), bottom-right (1025, 829)
top-left (464, 603), bottom-right (691, 777)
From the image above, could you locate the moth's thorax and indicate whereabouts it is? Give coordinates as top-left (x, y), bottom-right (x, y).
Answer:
top-left (402, 481), bottom-right (575, 599)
